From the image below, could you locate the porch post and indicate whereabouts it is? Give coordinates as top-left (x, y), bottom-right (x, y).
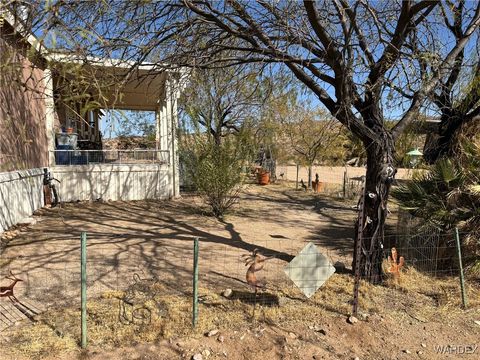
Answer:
top-left (165, 74), bottom-right (180, 198)
top-left (44, 68), bottom-right (56, 166)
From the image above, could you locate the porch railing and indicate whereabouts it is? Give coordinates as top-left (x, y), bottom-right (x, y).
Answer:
top-left (50, 149), bottom-right (170, 166)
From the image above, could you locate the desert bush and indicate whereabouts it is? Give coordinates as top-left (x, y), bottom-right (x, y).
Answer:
top-left (181, 134), bottom-right (252, 218)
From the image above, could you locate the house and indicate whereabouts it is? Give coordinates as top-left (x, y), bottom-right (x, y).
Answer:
top-left (0, 9), bottom-right (183, 233)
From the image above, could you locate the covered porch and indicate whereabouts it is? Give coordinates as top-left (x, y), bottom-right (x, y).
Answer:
top-left (46, 56), bottom-right (183, 198)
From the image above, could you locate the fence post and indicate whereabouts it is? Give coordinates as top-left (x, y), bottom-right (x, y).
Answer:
top-left (192, 237), bottom-right (199, 327)
top-left (454, 228), bottom-right (468, 309)
top-left (296, 164), bottom-right (299, 190)
top-left (80, 232), bottom-right (87, 348)
top-left (342, 170), bottom-right (347, 199)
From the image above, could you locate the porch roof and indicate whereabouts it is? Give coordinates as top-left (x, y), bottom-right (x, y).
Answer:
top-left (49, 53), bottom-right (182, 111)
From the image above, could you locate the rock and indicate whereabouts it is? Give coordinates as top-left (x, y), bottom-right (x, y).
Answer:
top-left (334, 261), bottom-right (346, 273)
top-left (421, 343), bottom-right (426, 348)
top-left (192, 354), bottom-right (203, 360)
top-left (353, 357), bottom-right (360, 360)
top-left (222, 289), bottom-right (233, 298)
top-left (311, 325), bottom-right (326, 335)
top-left (206, 329), bottom-right (219, 337)
top-left (176, 341), bottom-right (186, 348)
top-left (288, 332), bottom-right (297, 339)
top-left (347, 316), bottom-right (358, 324)
top-left (217, 335), bottom-right (225, 343)
top-left (474, 320), bottom-right (480, 327)
top-left (222, 351), bottom-right (227, 357)
top-left (360, 313), bottom-right (369, 321)
top-left (18, 217), bottom-right (36, 226)
top-left (403, 349), bottom-right (411, 354)
top-left (278, 296), bottom-right (289, 307)
top-left (201, 349), bottom-right (211, 357)
top-left (417, 351), bottom-right (423, 355)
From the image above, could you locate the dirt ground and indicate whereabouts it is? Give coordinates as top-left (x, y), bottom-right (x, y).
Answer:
top-left (0, 183), bottom-right (479, 360)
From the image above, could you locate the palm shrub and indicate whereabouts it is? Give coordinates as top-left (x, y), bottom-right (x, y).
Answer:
top-left (391, 139), bottom-right (480, 277)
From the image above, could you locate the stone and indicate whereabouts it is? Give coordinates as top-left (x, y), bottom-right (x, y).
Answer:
top-left (474, 320), bottom-right (480, 327)
top-left (192, 354), bottom-right (203, 360)
top-left (278, 296), bottom-right (289, 307)
top-left (353, 357), bottom-right (360, 360)
top-left (417, 351), bottom-right (423, 355)
top-left (403, 349), bottom-right (411, 354)
top-left (334, 261), bottom-right (346, 273)
top-left (360, 313), bottom-right (369, 321)
top-left (217, 335), bottom-right (225, 343)
top-left (206, 329), bottom-right (219, 337)
top-left (222, 289), bottom-right (233, 298)
top-left (421, 343), bottom-right (426, 348)
top-left (17, 217), bottom-right (36, 226)
top-left (288, 332), bottom-right (297, 339)
top-left (201, 349), bottom-right (211, 357)
top-left (347, 316), bottom-right (358, 324)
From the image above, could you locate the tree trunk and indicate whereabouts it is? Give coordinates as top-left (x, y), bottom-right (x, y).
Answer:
top-left (423, 113), bottom-right (464, 164)
top-left (353, 133), bottom-right (396, 283)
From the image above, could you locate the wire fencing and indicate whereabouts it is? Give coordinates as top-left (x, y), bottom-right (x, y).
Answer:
top-left (275, 164), bottom-right (415, 199)
top-left (0, 228), bottom-right (476, 346)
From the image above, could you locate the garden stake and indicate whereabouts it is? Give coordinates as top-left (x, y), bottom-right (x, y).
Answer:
top-left (192, 237), bottom-right (199, 327)
top-left (352, 184), bottom-right (366, 316)
top-left (296, 164), bottom-right (299, 190)
top-left (80, 232), bottom-right (87, 348)
top-left (454, 228), bottom-right (468, 309)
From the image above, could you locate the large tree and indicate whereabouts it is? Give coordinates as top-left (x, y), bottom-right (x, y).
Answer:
top-left (31, 0), bottom-right (480, 282)
top-left (180, 64), bottom-right (268, 146)
top-left (420, 1), bottom-right (480, 163)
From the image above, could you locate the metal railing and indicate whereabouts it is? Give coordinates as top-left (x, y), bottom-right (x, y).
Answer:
top-left (51, 149), bottom-right (170, 166)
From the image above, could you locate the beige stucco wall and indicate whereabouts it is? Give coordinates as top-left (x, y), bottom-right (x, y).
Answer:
top-left (51, 164), bottom-right (172, 202)
top-left (0, 168), bottom-right (44, 233)
top-left (0, 23), bottom-right (49, 171)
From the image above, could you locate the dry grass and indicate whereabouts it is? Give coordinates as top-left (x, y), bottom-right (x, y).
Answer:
top-left (5, 269), bottom-right (478, 360)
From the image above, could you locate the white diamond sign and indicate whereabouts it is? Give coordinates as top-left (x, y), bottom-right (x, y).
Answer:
top-left (284, 242), bottom-right (336, 298)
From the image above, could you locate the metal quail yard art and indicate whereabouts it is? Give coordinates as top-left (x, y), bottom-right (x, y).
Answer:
top-left (284, 243), bottom-right (336, 298)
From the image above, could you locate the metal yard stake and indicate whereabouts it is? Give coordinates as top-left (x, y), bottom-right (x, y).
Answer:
top-left (296, 164), bottom-right (299, 190)
top-left (352, 184), bottom-right (367, 316)
top-left (80, 232), bottom-right (87, 348)
top-left (192, 237), bottom-right (199, 327)
top-left (454, 228), bottom-right (468, 309)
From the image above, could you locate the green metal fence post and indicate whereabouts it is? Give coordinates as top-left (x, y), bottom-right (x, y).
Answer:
top-left (192, 237), bottom-right (199, 327)
top-left (454, 228), bottom-right (468, 309)
top-left (80, 232), bottom-right (87, 348)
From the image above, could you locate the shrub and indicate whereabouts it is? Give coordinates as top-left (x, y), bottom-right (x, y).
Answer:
top-left (181, 135), bottom-right (251, 218)
top-left (391, 139), bottom-right (480, 276)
